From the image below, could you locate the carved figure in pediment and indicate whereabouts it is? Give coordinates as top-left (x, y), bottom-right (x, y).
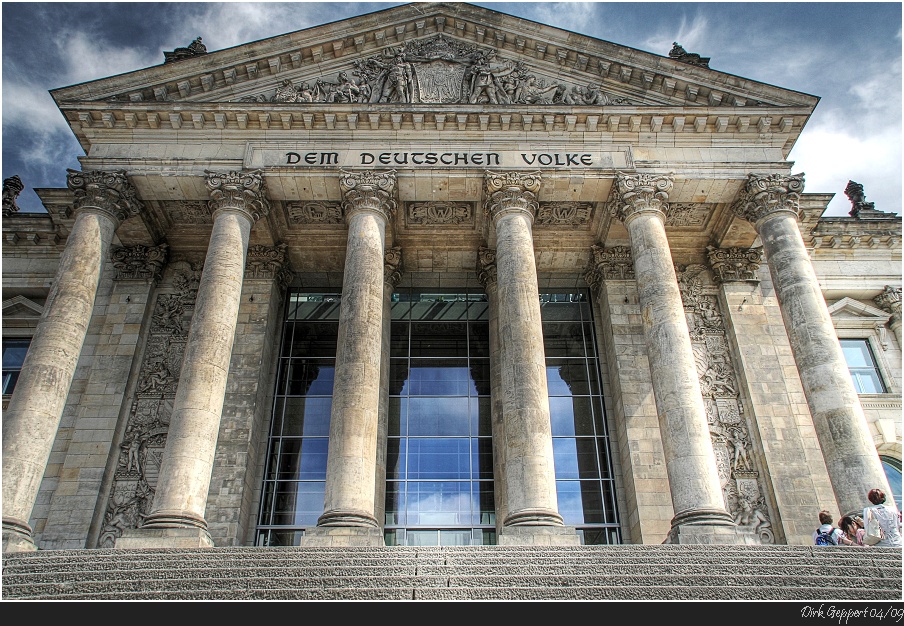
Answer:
top-left (571, 83), bottom-right (629, 106)
top-left (375, 52), bottom-right (414, 103)
top-left (733, 493), bottom-right (771, 535)
top-left (467, 51), bottom-right (513, 104)
top-left (726, 426), bottom-right (752, 472)
top-left (138, 359), bottom-right (174, 394)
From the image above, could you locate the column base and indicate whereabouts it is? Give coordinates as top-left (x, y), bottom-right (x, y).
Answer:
top-left (497, 525), bottom-right (581, 546)
top-left (115, 527), bottom-right (214, 549)
top-left (301, 526), bottom-right (385, 547)
top-left (664, 508), bottom-right (754, 545)
top-left (2, 518), bottom-right (37, 553)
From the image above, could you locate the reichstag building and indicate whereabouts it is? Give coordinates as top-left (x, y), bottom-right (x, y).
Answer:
top-left (2, 2), bottom-right (901, 553)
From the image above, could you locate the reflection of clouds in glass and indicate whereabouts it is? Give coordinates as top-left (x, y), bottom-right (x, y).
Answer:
top-left (407, 481), bottom-right (475, 526)
top-left (408, 398), bottom-right (469, 436)
top-left (408, 438), bottom-right (470, 479)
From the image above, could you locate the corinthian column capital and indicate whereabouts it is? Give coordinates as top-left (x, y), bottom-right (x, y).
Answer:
top-left (66, 169), bottom-right (144, 224)
top-left (339, 169), bottom-right (397, 224)
top-left (610, 172), bottom-right (673, 224)
top-left (205, 170), bottom-right (270, 223)
top-left (731, 172), bottom-right (805, 225)
top-left (484, 171), bottom-right (542, 223)
top-left (874, 285), bottom-right (902, 321)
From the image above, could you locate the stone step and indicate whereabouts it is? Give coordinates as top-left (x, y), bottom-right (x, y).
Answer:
top-left (4, 545), bottom-right (900, 601)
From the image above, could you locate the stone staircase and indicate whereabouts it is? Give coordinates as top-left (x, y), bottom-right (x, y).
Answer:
top-left (3, 544), bottom-right (902, 600)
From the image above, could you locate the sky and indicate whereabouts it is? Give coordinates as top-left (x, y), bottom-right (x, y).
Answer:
top-left (1, 1), bottom-right (902, 216)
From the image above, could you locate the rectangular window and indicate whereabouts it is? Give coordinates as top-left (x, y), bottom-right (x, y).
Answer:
top-left (840, 339), bottom-right (886, 394)
top-left (2, 338), bottom-right (31, 395)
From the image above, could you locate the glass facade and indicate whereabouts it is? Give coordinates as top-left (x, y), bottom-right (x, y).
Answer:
top-left (256, 287), bottom-right (621, 546)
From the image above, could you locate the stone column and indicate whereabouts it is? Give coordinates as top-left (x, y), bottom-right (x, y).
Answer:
top-left (611, 172), bottom-right (739, 544)
top-left (874, 285), bottom-right (902, 349)
top-left (117, 170), bottom-right (268, 549)
top-left (477, 246), bottom-right (509, 534)
top-left (304, 170), bottom-right (396, 547)
top-left (732, 173), bottom-right (894, 516)
top-left (3, 170), bottom-right (143, 552)
top-left (484, 172), bottom-right (578, 546)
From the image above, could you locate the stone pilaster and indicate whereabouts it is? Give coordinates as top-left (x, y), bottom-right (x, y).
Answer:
top-left (484, 172), bottom-right (578, 546)
top-left (3, 170), bottom-right (143, 552)
top-left (477, 246), bottom-right (509, 535)
top-left (374, 245), bottom-right (402, 528)
top-left (583, 245), bottom-right (673, 543)
top-left (304, 170), bottom-right (396, 547)
top-left (117, 170), bottom-right (268, 548)
top-left (874, 285), bottom-right (902, 349)
top-left (732, 172), bottom-right (894, 516)
top-left (611, 172), bottom-right (740, 544)
top-left (705, 245), bottom-right (763, 284)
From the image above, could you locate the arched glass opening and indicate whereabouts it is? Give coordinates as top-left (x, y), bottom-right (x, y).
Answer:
top-left (881, 455), bottom-right (902, 511)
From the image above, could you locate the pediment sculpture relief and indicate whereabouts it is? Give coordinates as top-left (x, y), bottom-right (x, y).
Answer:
top-left (239, 34), bottom-right (631, 106)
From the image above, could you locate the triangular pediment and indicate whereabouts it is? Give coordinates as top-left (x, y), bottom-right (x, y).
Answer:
top-left (51, 2), bottom-right (817, 111)
top-left (828, 297), bottom-right (891, 324)
top-left (2, 296), bottom-right (44, 319)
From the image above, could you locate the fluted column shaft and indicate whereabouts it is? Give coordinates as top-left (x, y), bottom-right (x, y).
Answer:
top-left (485, 172), bottom-right (563, 528)
top-left (613, 173), bottom-right (734, 531)
top-left (140, 171), bottom-right (268, 537)
top-left (733, 173), bottom-right (893, 516)
top-left (2, 170), bottom-right (141, 552)
top-left (318, 171), bottom-right (396, 529)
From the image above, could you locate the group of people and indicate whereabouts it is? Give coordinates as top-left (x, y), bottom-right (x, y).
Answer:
top-left (813, 488), bottom-right (902, 547)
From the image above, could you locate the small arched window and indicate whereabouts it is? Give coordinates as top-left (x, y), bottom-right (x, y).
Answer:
top-left (880, 456), bottom-right (902, 511)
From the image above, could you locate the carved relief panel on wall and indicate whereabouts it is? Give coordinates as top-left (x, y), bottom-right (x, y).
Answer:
top-left (98, 260), bottom-right (202, 548)
top-left (676, 263), bottom-right (775, 544)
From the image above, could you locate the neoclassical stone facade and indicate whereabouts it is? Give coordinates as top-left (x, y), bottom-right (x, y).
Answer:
top-left (2, 3), bottom-right (901, 553)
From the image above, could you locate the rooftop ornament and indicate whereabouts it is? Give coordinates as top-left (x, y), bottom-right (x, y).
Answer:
top-left (163, 37), bottom-right (207, 64)
top-left (844, 180), bottom-right (897, 220)
top-left (2, 175), bottom-right (24, 217)
top-left (668, 42), bottom-right (710, 68)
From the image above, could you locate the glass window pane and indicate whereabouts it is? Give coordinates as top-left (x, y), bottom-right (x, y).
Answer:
top-left (473, 438), bottom-right (494, 479)
top-left (556, 480), bottom-right (604, 525)
top-left (851, 370), bottom-right (885, 394)
top-left (468, 322), bottom-right (490, 356)
top-left (410, 322), bottom-right (468, 357)
top-left (272, 482), bottom-right (324, 526)
top-left (408, 438), bottom-right (471, 479)
top-left (390, 322), bottom-right (409, 357)
top-left (549, 396), bottom-right (596, 436)
top-left (547, 360), bottom-right (599, 396)
top-left (543, 322), bottom-right (586, 357)
top-left (386, 438), bottom-right (407, 479)
top-left (408, 360), bottom-right (470, 396)
top-left (406, 481), bottom-right (472, 526)
top-left (2, 339), bottom-right (31, 367)
top-left (281, 397), bottom-right (332, 436)
top-left (389, 397), bottom-right (406, 436)
top-left (468, 360), bottom-right (491, 396)
top-left (285, 359), bottom-right (335, 396)
top-left (408, 397), bottom-right (470, 436)
top-left (840, 339), bottom-right (873, 366)
top-left (288, 322), bottom-right (338, 357)
top-left (390, 359), bottom-right (411, 395)
top-left (468, 299), bottom-right (490, 321)
top-left (881, 457), bottom-right (902, 511)
top-left (471, 397), bottom-right (492, 437)
top-left (385, 481), bottom-right (405, 526)
top-left (277, 438), bottom-right (329, 480)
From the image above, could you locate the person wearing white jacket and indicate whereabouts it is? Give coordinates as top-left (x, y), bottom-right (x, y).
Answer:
top-left (864, 488), bottom-right (903, 547)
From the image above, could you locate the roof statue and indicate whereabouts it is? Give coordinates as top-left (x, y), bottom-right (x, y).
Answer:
top-left (668, 42), bottom-right (710, 68)
top-left (163, 37), bottom-right (208, 64)
top-left (2, 175), bottom-right (24, 217)
top-left (844, 180), bottom-right (897, 220)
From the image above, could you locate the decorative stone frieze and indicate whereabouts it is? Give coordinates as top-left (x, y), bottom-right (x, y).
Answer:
top-left (535, 202), bottom-right (592, 226)
top-left (66, 169), bottom-right (144, 223)
top-left (287, 201), bottom-right (343, 224)
top-left (168, 201), bottom-right (211, 224)
top-left (407, 201), bottom-right (472, 225)
top-left (205, 170), bottom-right (269, 222)
top-left (111, 244), bottom-right (169, 282)
top-left (384, 246), bottom-right (402, 287)
top-left (245, 243), bottom-right (294, 289)
top-left (675, 263), bottom-right (774, 544)
top-left (610, 172), bottom-right (673, 224)
top-left (731, 173), bottom-right (805, 224)
top-left (476, 246), bottom-right (497, 289)
top-left (339, 170), bottom-right (397, 223)
top-left (238, 35), bottom-right (631, 107)
top-left (665, 203), bottom-right (711, 227)
top-left (484, 171), bottom-right (541, 221)
top-left (2, 175), bottom-right (24, 217)
top-left (705, 245), bottom-right (763, 283)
